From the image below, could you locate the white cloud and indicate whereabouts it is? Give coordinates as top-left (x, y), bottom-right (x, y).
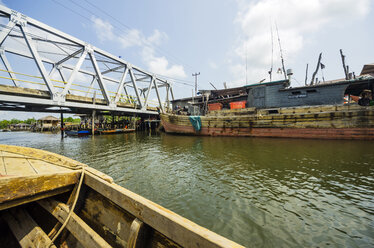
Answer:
top-left (230, 0), bottom-right (371, 86)
top-left (91, 17), bottom-right (114, 42)
top-left (141, 46), bottom-right (186, 78)
top-left (208, 61), bottom-right (218, 69)
top-left (117, 29), bottom-right (168, 49)
top-left (91, 17), bottom-right (185, 78)
top-left (146, 29), bottom-right (168, 46)
top-left (118, 29), bottom-right (143, 49)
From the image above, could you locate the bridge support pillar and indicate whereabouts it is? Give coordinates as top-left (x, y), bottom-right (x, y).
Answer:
top-left (60, 112), bottom-right (64, 139)
top-left (92, 110), bottom-right (96, 137)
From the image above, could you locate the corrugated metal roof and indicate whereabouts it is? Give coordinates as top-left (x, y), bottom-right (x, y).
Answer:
top-left (38, 115), bottom-right (59, 121)
top-left (360, 64), bottom-right (374, 76)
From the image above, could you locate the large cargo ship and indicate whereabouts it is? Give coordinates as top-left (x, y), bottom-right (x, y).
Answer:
top-left (160, 64), bottom-right (374, 140)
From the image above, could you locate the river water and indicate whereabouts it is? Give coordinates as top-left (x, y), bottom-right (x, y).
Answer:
top-left (0, 131), bottom-right (373, 247)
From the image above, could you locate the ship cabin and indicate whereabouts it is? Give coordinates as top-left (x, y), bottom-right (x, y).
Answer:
top-left (171, 64), bottom-right (374, 116)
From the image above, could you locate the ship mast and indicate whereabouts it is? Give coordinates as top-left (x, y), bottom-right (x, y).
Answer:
top-left (275, 23), bottom-right (287, 80)
top-left (269, 24), bottom-right (274, 82)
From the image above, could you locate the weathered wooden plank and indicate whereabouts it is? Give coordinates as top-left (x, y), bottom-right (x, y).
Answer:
top-left (0, 171), bottom-right (80, 204)
top-left (0, 151), bottom-right (5, 175)
top-left (2, 208), bottom-right (56, 248)
top-left (80, 189), bottom-right (133, 248)
top-left (84, 173), bottom-right (244, 248)
top-left (85, 167), bottom-right (114, 183)
top-left (127, 218), bottom-right (147, 248)
top-left (27, 159), bottom-right (71, 174)
top-left (38, 198), bottom-right (112, 248)
top-left (4, 157), bottom-right (37, 176)
top-left (47, 183), bottom-right (81, 239)
top-left (1, 151), bottom-right (28, 158)
top-left (0, 144), bottom-right (83, 170)
top-left (0, 185), bottom-right (73, 211)
top-left (0, 84), bottom-right (50, 98)
top-left (0, 145), bottom-right (114, 183)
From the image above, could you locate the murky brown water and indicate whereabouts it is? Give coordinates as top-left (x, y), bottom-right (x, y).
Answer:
top-left (1, 131), bottom-right (373, 247)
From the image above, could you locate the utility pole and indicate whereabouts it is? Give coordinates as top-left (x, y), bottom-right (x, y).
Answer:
top-left (304, 63), bottom-right (309, 86)
top-left (340, 49), bottom-right (349, 80)
top-left (192, 72), bottom-right (200, 96)
top-left (310, 53), bottom-right (322, 86)
top-left (60, 112), bottom-right (64, 139)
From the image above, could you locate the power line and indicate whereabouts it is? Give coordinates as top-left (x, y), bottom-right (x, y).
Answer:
top-left (82, 0), bottom-right (195, 72)
top-left (60, 0), bottom-right (195, 73)
top-left (153, 74), bottom-right (194, 87)
top-left (0, 23), bottom-right (194, 87)
top-left (51, 0), bottom-right (92, 24)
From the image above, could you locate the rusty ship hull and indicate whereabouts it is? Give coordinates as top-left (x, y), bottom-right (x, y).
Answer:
top-left (161, 104), bottom-right (374, 140)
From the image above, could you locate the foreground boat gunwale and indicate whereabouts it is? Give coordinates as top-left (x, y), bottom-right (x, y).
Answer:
top-left (0, 145), bottom-right (244, 248)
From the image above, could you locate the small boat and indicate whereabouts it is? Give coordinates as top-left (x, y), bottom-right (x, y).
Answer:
top-left (99, 128), bottom-right (135, 135)
top-left (0, 144), bottom-right (243, 248)
top-left (65, 130), bottom-right (91, 137)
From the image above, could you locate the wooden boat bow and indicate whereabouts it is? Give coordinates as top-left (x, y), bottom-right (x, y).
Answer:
top-left (0, 145), bottom-right (244, 248)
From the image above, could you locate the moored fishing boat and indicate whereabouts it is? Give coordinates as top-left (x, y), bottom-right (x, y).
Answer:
top-left (0, 144), bottom-right (243, 248)
top-left (99, 128), bottom-right (135, 135)
top-left (161, 65), bottom-right (374, 140)
top-left (65, 130), bottom-right (91, 137)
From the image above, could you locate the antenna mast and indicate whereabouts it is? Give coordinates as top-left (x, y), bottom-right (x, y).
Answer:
top-left (340, 49), bottom-right (349, 80)
top-left (310, 53), bottom-right (322, 85)
top-left (269, 24), bottom-right (274, 82)
top-left (192, 72), bottom-right (200, 96)
top-left (304, 63), bottom-right (309, 86)
top-left (245, 44), bottom-right (248, 85)
top-left (275, 23), bottom-right (287, 80)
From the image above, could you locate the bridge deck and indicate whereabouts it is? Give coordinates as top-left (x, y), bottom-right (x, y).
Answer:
top-left (0, 85), bottom-right (159, 116)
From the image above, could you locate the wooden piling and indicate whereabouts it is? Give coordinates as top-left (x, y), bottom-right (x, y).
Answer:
top-left (60, 112), bottom-right (64, 139)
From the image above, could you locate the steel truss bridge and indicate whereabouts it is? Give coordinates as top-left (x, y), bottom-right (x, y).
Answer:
top-left (0, 5), bottom-right (175, 117)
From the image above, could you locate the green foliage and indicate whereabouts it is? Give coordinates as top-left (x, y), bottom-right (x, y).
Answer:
top-left (25, 118), bottom-right (36, 124)
top-left (0, 117), bottom-right (37, 129)
top-left (10, 118), bottom-right (21, 124)
top-left (63, 117), bottom-right (80, 123)
top-left (0, 120), bottom-right (9, 129)
top-left (64, 117), bottom-right (74, 122)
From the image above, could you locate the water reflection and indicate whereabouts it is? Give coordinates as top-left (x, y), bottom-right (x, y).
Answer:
top-left (0, 131), bottom-right (373, 247)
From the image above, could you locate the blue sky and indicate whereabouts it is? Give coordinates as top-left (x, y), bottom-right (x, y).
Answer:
top-left (0, 0), bottom-right (373, 120)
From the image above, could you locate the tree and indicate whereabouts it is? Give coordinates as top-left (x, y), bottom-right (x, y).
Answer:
top-left (64, 117), bottom-right (74, 123)
top-left (0, 120), bottom-right (9, 129)
top-left (25, 118), bottom-right (36, 124)
top-left (10, 118), bottom-right (21, 124)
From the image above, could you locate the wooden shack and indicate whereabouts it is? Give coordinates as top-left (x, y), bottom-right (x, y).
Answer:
top-left (35, 116), bottom-right (60, 132)
top-left (9, 123), bottom-right (32, 131)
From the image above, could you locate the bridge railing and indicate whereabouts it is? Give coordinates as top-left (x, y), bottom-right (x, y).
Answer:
top-left (0, 5), bottom-right (174, 114)
top-left (0, 68), bottom-right (162, 108)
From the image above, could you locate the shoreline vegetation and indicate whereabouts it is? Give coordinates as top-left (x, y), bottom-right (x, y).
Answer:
top-left (0, 117), bottom-right (80, 129)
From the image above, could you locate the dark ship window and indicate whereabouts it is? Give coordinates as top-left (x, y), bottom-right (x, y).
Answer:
top-left (291, 91), bottom-right (302, 95)
top-left (268, 109), bottom-right (279, 114)
top-left (306, 89), bottom-right (317, 93)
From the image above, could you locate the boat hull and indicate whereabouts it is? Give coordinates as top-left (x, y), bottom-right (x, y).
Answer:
top-left (0, 144), bottom-right (243, 248)
top-left (161, 104), bottom-right (374, 140)
top-left (99, 128), bottom-right (135, 135)
top-left (65, 130), bottom-right (91, 137)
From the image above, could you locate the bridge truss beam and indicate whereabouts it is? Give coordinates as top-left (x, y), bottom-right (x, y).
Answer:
top-left (0, 6), bottom-right (174, 115)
